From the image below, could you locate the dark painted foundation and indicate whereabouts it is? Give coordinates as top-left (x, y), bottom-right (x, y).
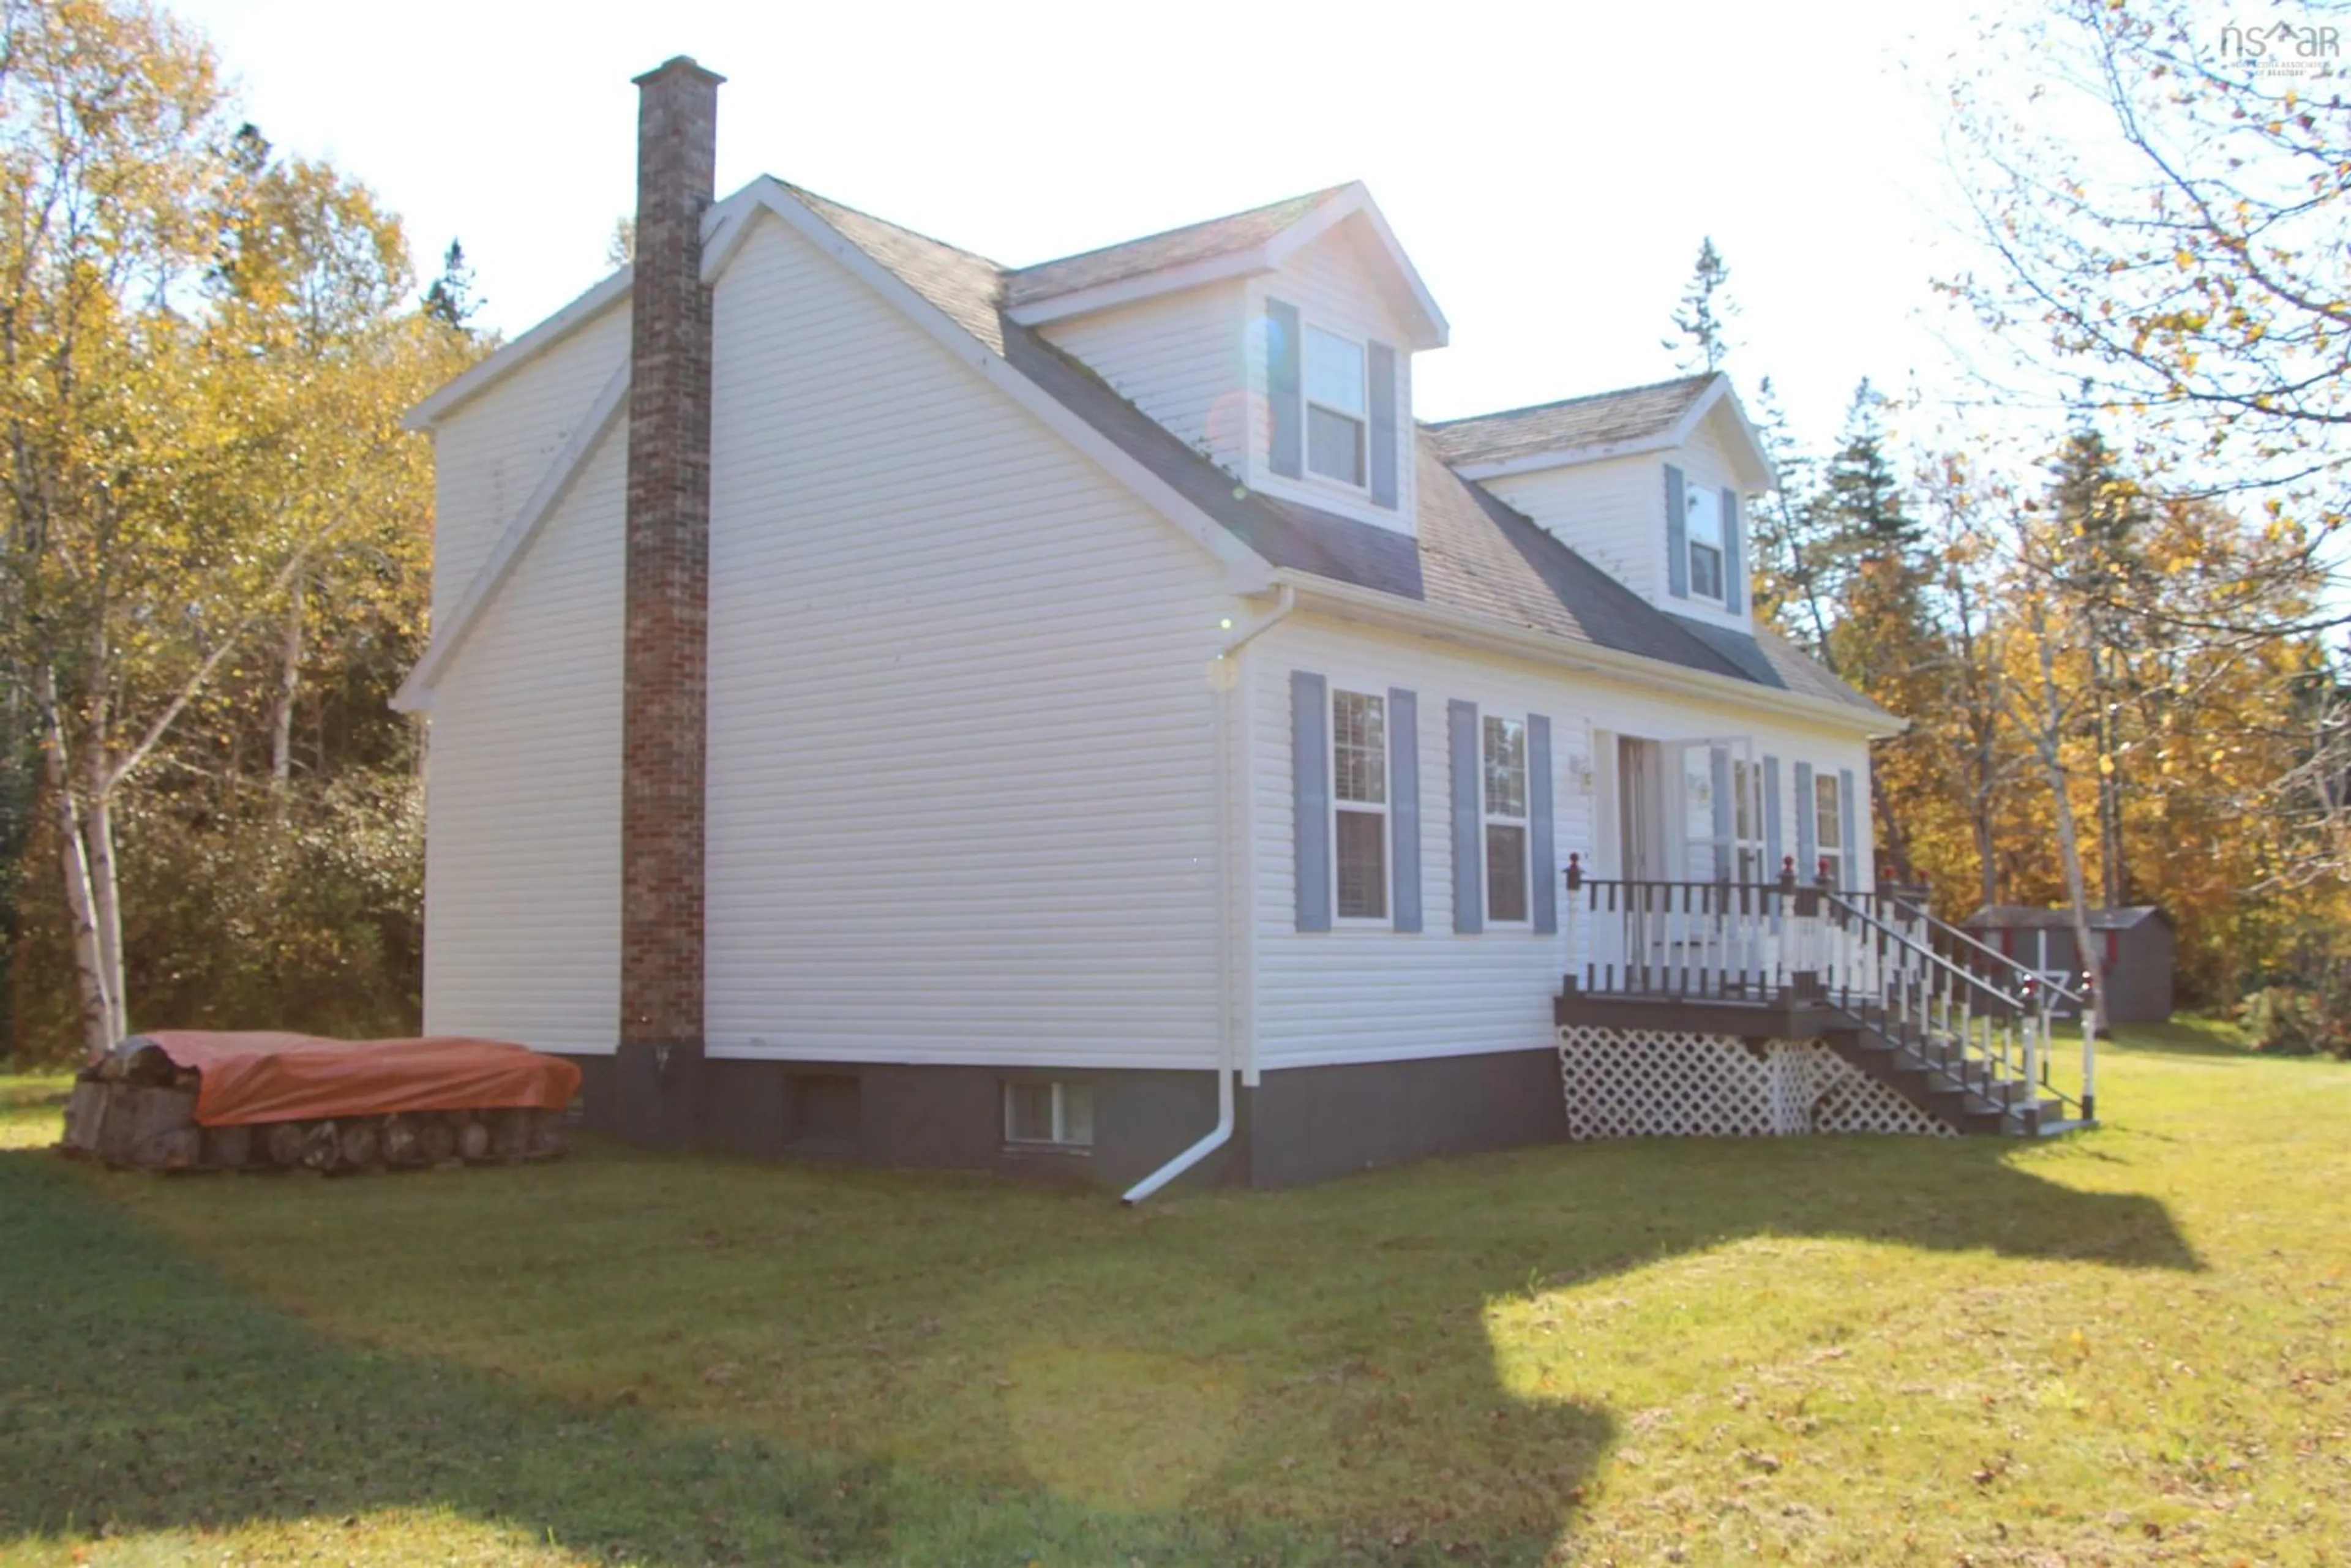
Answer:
top-left (560, 1046), bottom-right (1567, 1191)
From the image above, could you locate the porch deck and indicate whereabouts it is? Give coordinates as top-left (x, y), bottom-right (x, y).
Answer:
top-left (1553, 865), bottom-right (2098, 1135)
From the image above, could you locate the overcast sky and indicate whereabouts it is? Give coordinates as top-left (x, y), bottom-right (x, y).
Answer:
top-left (169, 0), bottom-right (2003, 452)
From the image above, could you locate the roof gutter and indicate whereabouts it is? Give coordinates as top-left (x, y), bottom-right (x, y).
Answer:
top-left (1123, 583), bottom-right (1297, 1204)
top-left (1269, 571), bottom-right (1906, 739)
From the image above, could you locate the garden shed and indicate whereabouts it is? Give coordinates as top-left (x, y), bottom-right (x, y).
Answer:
top-left (1962, 906), bottom-right (2175, 1025)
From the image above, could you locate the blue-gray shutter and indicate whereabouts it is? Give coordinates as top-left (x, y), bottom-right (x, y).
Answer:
top-left (1387, 687), bottom-right (1421, 932)
top-left (1708, 745), bottom-right (1733, 881)
top-left (1292, 670), bottom-right (1330, 931)
top-left (1368, 342), bottom-right (1399, 509)
top-left (1449, 699), bottom-right (1482, 934)
top-left (1763, 755), bottom-right (1783, 879)
top-left (1793, 760), bottom-right (1817, 879)
top-left (1722, 488), bottom-right (1744, 615)
top-left (1665, 464), bottom-right (1689, 599)
top-left (1267, 299), bottom-right (1302, 479)
top-left (1839, 767), bottom-right (1859, 889)
top-left (1529, 715), bottom-right (1556, 934)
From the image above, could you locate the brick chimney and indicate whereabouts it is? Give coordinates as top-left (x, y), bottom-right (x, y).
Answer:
top-left (616, 56), bottom-right (723, 1146)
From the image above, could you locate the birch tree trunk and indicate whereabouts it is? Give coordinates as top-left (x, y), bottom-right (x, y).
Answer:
top-left (270, 574), bottom-right (303, 793)
top-left (1972, 804), bottom-right (1998, 913)
top-left (81, 612), bottom-right (128, 1045)
top-left (84, 765), bottom-right (127, 1044)
top-left (37, 666), bottom-right (117, 1062)
top-left (2093, 643), bottom-right (2128, 909)
top-left (2023, 599), bottom-right (2110, 1032)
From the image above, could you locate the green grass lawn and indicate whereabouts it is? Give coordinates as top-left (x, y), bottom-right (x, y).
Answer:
top-left (2, 1020), bottom-right (2347, 1566)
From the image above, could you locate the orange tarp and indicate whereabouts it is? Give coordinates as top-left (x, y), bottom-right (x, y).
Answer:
top-left (137, 1030), bottom-right (582, 1128)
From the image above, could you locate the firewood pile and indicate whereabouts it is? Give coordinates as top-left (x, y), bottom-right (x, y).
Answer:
top-left (57, 1033), bottom-right (575, 1174)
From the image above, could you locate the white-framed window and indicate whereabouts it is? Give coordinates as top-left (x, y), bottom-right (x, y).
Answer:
top-left (1304, 324), bottom-right (1368, 487)
top-left (1686, 486), bottom-right (1725, 601)
top-left (1733, 758), bottom-right (1764, 882)
top-left (1482, 715), bottom-right (1529, 924)
top-left (1004, 1081), bottom-right (1093, 1148)
top-left (1332, 688), bottom-right (1389, 921)
top-left (1813, 771), bottom-right (1844, 887)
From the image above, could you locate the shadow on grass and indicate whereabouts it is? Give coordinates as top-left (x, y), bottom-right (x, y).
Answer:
top-left (0, 1124), bottom-right (2199, 1566)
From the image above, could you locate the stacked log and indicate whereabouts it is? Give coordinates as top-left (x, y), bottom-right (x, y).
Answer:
top-left (59, 1052), bottom-right (572, 1175)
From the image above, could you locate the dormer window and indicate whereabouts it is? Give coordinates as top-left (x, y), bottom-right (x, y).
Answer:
top-left (1685, 486), bottom-right (1725, 601)
top-left (1304, 326), bottom-right (1367, 487)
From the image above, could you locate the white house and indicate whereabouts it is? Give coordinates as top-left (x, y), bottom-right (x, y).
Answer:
top-left (394, 61), bottom-right (2088, 1195)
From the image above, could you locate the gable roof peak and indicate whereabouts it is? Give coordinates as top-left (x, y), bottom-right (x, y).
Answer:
top-left (1002, 182), bottom-right (1357, 308)
top-left (1427, 370), bottom-right (1770, 488)
top-left (1000, 179), bottom-right (1446, 348)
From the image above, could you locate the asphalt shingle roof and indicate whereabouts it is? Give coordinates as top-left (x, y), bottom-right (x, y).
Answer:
top-left (1423, 375), bottom-right (1717, 467)
top-left (784, 183), bottom-right (1009, 353)
top-left (1000, 186), bottom-right (1352, 308)
top-left (779, 185), bottom-right (1886, 722)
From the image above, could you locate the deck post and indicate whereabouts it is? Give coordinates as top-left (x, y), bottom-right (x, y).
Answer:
top-left (2024, 1006), bottom-right (2042, 1108)
top-left (1562, 853), bottom-right (1583, 994)
top-left (2080, 1011), bottom-right (2097, 1122)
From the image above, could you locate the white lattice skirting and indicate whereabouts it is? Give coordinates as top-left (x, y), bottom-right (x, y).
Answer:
top-left (1558, 1027), bottom-right (1955, 1139)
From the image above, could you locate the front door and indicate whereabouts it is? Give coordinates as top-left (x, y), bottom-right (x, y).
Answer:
top-left (1616, 736), bottom-right (1662, 882)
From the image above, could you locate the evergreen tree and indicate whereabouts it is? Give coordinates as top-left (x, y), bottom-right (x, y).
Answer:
top-left (1818, 380), bottom-right (1940, 880)
top-left (1663, 236), bottom-right (1736, 375)
top-left (1745, 374), bottom-right (1834, 654)
top-left (422, 238), bottom-right (480, 332)
top-left (2046, 421), bottom-right (2153, 908)
top-left (1816, 379), bottom-right (1918, 553)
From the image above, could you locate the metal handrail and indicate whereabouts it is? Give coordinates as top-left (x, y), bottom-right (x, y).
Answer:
top-left (1875, 886), bottom-right (2093, 1016)
top-left (1821, 892), bottom-right (2030, 1016)
top-left (1822, 891), bottom-right (2082, 1123)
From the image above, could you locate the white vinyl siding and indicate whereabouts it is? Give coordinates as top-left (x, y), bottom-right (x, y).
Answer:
top-left (426, 302), bottom-right (631, 626)
top-left (1038, 279), bottom-right (1250, 476)
top-left (421, 428), bottom-right (625, 1053)
top-left (700, 212), bottom-right (1230, 1070)
top-left (1251, 612), bottom-right (1873, 1071)
top-left (1482, 452), bottom-right (1669, 604)
top-left (1480, 400), bottom-right (1753, 625)
top-left (1245, 221), bottom-right (1416, 533)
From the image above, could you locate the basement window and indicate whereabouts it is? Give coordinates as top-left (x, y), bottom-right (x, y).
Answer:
top-left (1004, 1081), bottom-right (1094, 1149)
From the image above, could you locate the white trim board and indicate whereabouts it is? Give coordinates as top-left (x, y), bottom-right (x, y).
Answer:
top-left (1271, 572), bottom-right (1904, 740)
top-left (404, 271), bottom-right (632, 432)
top-left (392, 362), bottom-right (630, 711)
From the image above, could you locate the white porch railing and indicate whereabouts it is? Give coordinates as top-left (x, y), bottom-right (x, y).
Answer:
top-left (1562, 856), bottom-right (2096, 1125)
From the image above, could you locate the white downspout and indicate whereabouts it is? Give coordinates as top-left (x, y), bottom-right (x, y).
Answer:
top-left (1123, 585), bottom-right (1297, 1204)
